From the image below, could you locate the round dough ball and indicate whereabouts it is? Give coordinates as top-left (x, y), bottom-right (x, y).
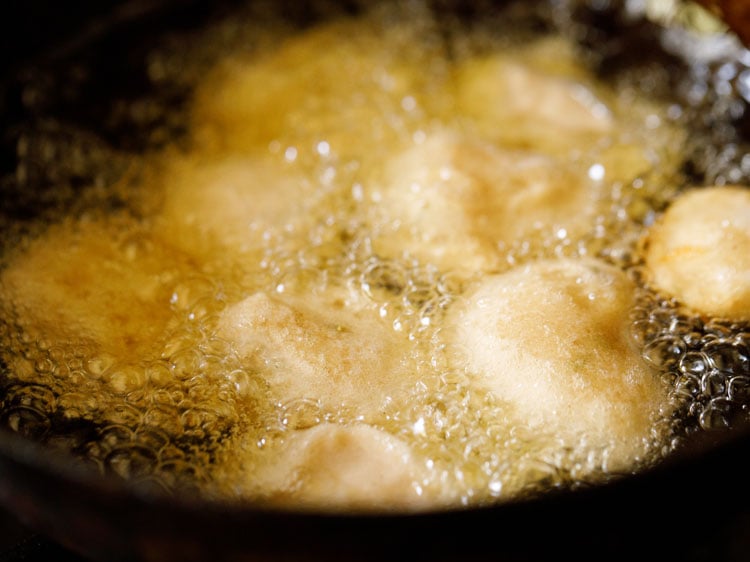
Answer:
top-left (155, 155), bottom-right (322, 265)
top-left (247, 423), bottom-right (428, 512)
top-left (216, 290), bottom-right (417, 418)
top-left (644, 185), bottom-right (750, 321)
top-left (190, 15), bottom-right (448, 167)
top-left (370, 130), bottom-right (601, 273)
top-left (445, 257), bottom-right (671, 472)
top-left (454, 38), bottom-right (614, 155)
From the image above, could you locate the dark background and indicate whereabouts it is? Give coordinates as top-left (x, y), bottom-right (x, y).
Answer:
top-left (0, 506), bottom-right (83, 562)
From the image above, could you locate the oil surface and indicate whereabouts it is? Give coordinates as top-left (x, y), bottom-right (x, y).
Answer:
top-left (1, 0), bottom-right (749, 510)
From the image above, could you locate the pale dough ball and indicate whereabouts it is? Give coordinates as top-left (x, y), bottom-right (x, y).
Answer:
top-left (155, 155), bottom-right (323, 265)
top-left (445, 257), bottom-right (671, 472)
top-left (453, 36), bottom-right (687, 198)
top-left (370, 130), bottom-right (601, 273)
top-left (454, 38), bottom-right (614, 155)
top-left (190, 15), bottom-right (447, 167)
top-left (216, 290), bottom-right (417, 418)
top-left (644, 185), bottom-right (750, 321)
top-left (248, 423), bottom-right (428, 512)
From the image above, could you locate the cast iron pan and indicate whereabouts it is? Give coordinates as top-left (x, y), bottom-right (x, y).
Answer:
top-left (1, 1), bottom-right (750, 561)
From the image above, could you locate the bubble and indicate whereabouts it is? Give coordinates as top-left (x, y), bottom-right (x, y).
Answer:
top-left (403, 285), bottom-right (438, 309)
top-left (679, 351), bottom-right (709, 377)
top-left (226, 368), bottom-right (266, 399)
top-left (105, 445), bottom-right (158, 480)
top-left (135, 426), bottom-right (171, 451)
top-left (674, 373), bottom-right (701, 399)
top-left (169, 277), bottom-right (216, 313)
top-left (108, 403), bottom-right (144, 426)
top-left (361, 260), bottom-right (407, 300)
top-left (57, 392), bottom-right (100, 418)
top-left (701, 370), bottom-right (728, 396)
top-left (130, 474), bottom-right (174, 497)
top-left (727, 376), bottom-right (750, 402)
top-left (143, 404), bottom-right (184, 436)
top-left (6, 383), bottom-right (56, 412)
top-left (167, 347), bottom-right (205, 380)
top-left (2, 407), bottom-right (51, 440)
top-left (106, 365), bottom-right (147, 395)
top-left (86, 353), bottom-right (117, 378)
top-left (275, 266), bottom-right (327, 295)
top-left (180, 408), bottom-right (221, 433)
top-left (643, 335), bottom-right (687, 370)
top-left (704, 340), bottom-right (749, 374)
top-left (144, 361), bottom-right (174, 386)
top-left (699, 398), bottom-right (734, 430)
top-left (280, 398), bottom-right (322, 430)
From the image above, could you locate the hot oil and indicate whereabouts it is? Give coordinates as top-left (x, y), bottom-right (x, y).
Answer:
top-left (0, 0), bottom-right (749, 508)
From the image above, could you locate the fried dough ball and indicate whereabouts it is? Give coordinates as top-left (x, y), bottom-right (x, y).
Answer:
top-left (190, 14), bottom-right (447, 167)
top-left (452, 37), bottom-right (685, 187)
top-left (445, 257), bottom-right (670, 472)
top-left (247, 423), bottom-right (428, 512)
top-left (369, 130), bottom-right (601, 273)
top-left (454, 38), bottom-right (614, 154)
top-left (216, 290), bottom-right (417, 418)
top-left (155, 155), bottom-right (323, 266)
top-left (0, 217), bottom-right (178, 363)
top-left (644, 185), bottom-right (750, 321)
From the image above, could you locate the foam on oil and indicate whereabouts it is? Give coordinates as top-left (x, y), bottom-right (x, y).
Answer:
top-left (0, 0), bottom-right (748, 509)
